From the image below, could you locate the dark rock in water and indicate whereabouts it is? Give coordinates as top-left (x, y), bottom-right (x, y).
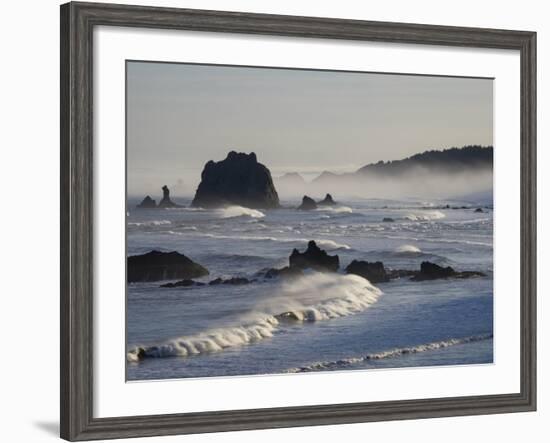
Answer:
top-left (345, 260), bottom-right (389, 283)
top-left (137, 195), bottom-right (156, 208)
top-left (411, 262), bottom-right (456, 281)
top-left (289, 240), bottom-right (339, 272)
top-left (191, 151), bottom-right (280, 209)
top-left (264, 266), bottom-right (304, 280)
top-left (158, 185), bottom-right (178, 208)
top-left (160, 279), bottom-right (205, 288)
top-left (209, 277), bottom-right (254, 285)
top-left (474, 208), bottom-right (484, 213)
top-left (410, 261), bottom-right (486, 281)
top-left (127, 250), bottom-right (209, 282)
top-left (297, 195), bottom-right (317, 210)
top-left (318, 193), bottom-right (336, 206)
top-left (382, 217), bottom-right (395, 222)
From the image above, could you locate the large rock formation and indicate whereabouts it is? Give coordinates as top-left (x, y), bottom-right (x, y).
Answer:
top-left (137, 196), bottom-right (156, 209)
top-left (289, 240), bottom-right (339, 272)
top-left (345, 260), bottom-right (389, 283)
top-left (158, 185), bottom-right (178, 208)
top-left (191, 151), bottom-right (280, 209)
top-left (318, 193), bottom-right (336, 206)
top-left (127, 250), bottom-right (209, 282)
top-left (297, 195), bottom-right (317, 210)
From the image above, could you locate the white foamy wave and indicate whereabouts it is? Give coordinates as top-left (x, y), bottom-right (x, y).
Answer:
top-left (127, 273), bottom-right (381, 362)
top-left (217, 206), bottom-right (266, 219)
top-left (128, 220), bottom-right (171, 227)
top-left (395, 244), bottom-right (422, 254)
top-left (316, 206), bottom-right (353, 214)
top-left (285, 333), bottom-right (493, 373)
top-left (404, 210), bottom-right (445, 221)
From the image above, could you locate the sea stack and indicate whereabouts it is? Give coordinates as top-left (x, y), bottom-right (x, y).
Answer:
top-left (158, 185), bottom-right (178, 208)
top-left (191, 151), bottom-right (280, 209)
top-left (318, 193), bottom-right (336, 206)
top-left (297, 195), bottom-right (317, 210)
top-left (137, 196), bottom-right (156, 208)
top-left (289, 240), bottom-right (339, 272)
top-left (127, 250), bottom-right (209, 282)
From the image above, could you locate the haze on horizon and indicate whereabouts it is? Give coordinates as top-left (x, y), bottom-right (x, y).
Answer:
top-left (127, 61), bottom-right (493, 198)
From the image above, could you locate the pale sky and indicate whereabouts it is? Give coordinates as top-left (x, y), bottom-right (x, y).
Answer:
top-left (127, 61), bottom-right (493, 197)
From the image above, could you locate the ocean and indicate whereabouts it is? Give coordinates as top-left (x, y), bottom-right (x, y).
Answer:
top-left (126, 196), bottom-right (493, 381)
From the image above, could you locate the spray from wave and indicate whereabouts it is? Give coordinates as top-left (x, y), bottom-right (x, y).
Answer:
top-left (127, 273), bottom-right (381, 362)
top-left (217, 206), bottom-right (266, 219)
top-left (284, 333), bottom-right (493, 373)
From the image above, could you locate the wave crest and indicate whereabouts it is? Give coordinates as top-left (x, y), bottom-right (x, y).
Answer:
top-left (285, 333), bottom-right (493, 373)
top-left (395, 244), bottom-right (422, 254)
top-left (217, 206), bottom-right (266, 219)
top-left (127, 273), bottom-right (381, 362)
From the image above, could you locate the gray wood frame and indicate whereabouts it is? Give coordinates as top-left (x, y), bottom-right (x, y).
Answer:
top-left (60, 1), bottom-right (537, 441)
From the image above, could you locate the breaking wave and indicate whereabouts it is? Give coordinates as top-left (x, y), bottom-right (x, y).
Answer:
top-left (284, 333), bottom-right (493, 373)
top-left (403, 210), bottom-right (445, 221)
top-left (395, 244), bottom-right (422, 254)
top-left (127, 273), bottom-right (381, 362)
top-left (217, 206), bottom-right (266, 219)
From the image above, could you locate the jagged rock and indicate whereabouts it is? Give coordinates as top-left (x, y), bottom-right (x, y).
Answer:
top-left (191, 151), bottom-right (280, 209)
top-left (410, 261), bottom-right (486, 281)
top-left (289, 240), bottom-right (339, 272)
top-left (474, 208), bottom-right (484, 213)
top-left (345, 260), bottom-right (389, 283)
top-left (137, 196), bottom-right (157, 208)
top-left (127, 250), bottom-right (209, 282)
top-left (209, 277), bottom-right (254, 285)
top-left (297, 195), bottom-right (317, 210)
top-left (318, 193), bottom-right (336, 206)
top-left (382, 217), bottom-right (395, 222)
top-left (158, 185), bottom-right (178, 208)
top-left (160, 279), bottom-right (205, 288)
top-left (264, 266), bottom-right (304, 280)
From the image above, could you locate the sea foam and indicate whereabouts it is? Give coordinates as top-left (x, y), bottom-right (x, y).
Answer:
top-left (285, 333), bottom-right (493, 373)
top-left (127, 273), bottom-right (381, 362)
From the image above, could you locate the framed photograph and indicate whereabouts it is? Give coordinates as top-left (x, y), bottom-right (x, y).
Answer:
top-left (60, 2), bottom-right (536, 441)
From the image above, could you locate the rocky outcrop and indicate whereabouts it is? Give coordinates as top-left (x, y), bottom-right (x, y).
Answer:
top-left (297, 196), bottom-right (317, 210)
top-left (289, 240), bottom-right (339, 272)
top-left (158, 185), bottom-right (178, 208)
top-left (474, 208), bottom-right (484, 213)
top-left (160, 279), bottom-right (205, 288)
top-left (127, 250), bottom-right (209, 282)
top-left (410, 261), bottom-right (486, 281)
top-left (191, 151), bottom-right (280, 209)
top-left (318, 193), bottom-right (336, 206)
top-left (345, 260), bottom-right (389, 283)
top-left (137, 196), bottom-right (156, 208)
